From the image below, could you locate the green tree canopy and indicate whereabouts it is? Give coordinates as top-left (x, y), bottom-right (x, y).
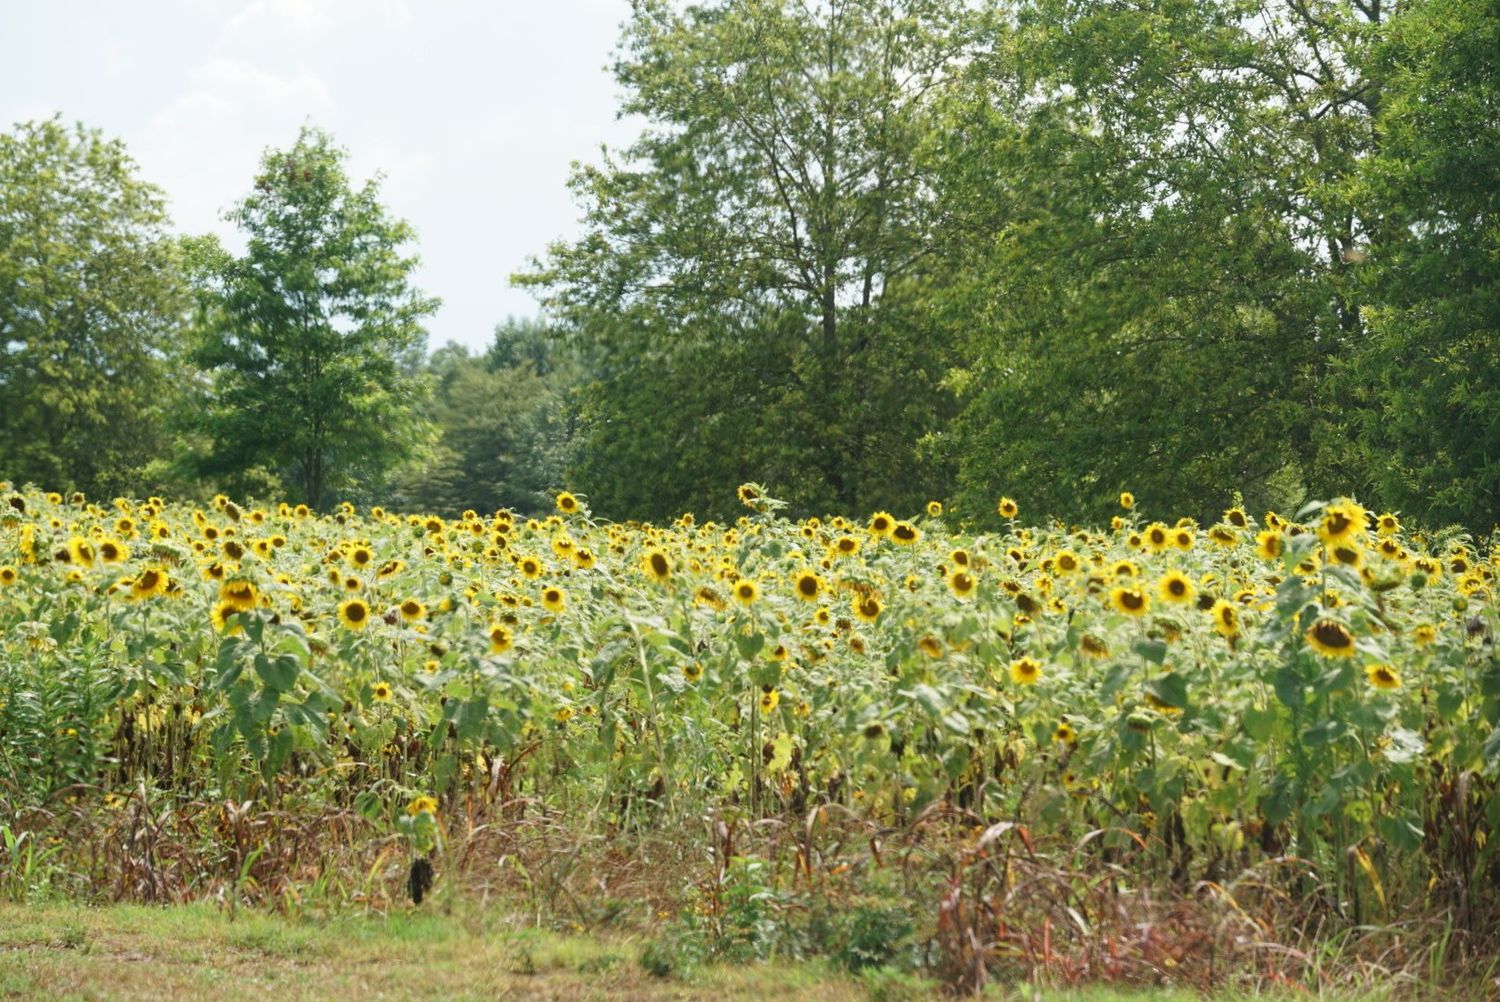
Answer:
top-left (0, 117), bottom-right (190, 497)
top-left (190, 127), bottom-right (439, 509)
top-left (521, 0), bottom-right (989, 520)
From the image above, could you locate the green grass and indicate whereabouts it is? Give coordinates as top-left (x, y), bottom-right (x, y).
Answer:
top-left (0, 902), bottom-right (1478, 1000)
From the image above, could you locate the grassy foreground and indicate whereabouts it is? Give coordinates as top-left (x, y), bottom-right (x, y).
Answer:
top-left (0, 903), bottom-right (1419, 1002)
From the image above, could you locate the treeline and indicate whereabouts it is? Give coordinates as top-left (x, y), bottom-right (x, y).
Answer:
top-left (2, 0), bottom-right (1497, 529)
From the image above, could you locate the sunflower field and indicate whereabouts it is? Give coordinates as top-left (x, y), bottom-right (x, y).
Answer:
top-left (2, 482), bottom-right (1498, 980)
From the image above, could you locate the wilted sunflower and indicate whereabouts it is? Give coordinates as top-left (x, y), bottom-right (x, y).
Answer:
top-left (339, 598), bottom-right (371, 631)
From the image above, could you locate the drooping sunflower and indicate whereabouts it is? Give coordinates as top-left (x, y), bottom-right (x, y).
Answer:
top-left (339, 598), bottom-right (371, 631)
top-left (1110, 586), bottom-right (1150, 616)
top-left (1304, 618), bottom-right (1356, 657)
top-left (1158, 570), bottom-right (1194, 604)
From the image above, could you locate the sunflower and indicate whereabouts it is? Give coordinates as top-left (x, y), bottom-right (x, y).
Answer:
top-left (890, 521), bottom-right (920, 544)
top-left (1328, 543), bottom-right (1364, 569)
top-left (1054, 722), bottom-right (1078, 744)
top-left (1079, 634), bottom-right (1109, 659)
top-left (1119, 492), bottom-right (1135, 510)
top-left (1142, 523), bottom-right (1170, 553)
top-left (220, 578), bottom-right (259, 612)
top-left (98, 538), bottom-right (129, 564)
top-left (867, 511), bottom-right (895, 536)
top-left (1375, 512), bottom-right (1401, 537)
top-left (1009, 656), bottom-right (1042, 685)
top-left (542, 586), bottom-right (566, 612)
top-left (349, 545), bottom-right (373, 568)
top-left (67, 537), bottom-right (96, 567)
top-left (925, 500), bottom-right (943, 517)
top-left (488, 624), bottom-right (513, 655)
top-left (947, 570), bottom-right (977, 598)
top-left (918, 635), bottom-right (943, 658)
top-left (759, 687), bottom-right (780, 712)
top-left (518, 556), bottom-right (543, 579)
top-left (1207, 599), bottom-right (1239, 637)
top-left (1255, 529), bottom-right (1284, 561)
top-left (1413, 624), bottom-right (1436, 646)
top-left (793, 569), bottom-right (824, 602)
top-left (733, 579), bottom-right (761, 606)
top-left (210, 600), bottom-right (243, 635)
top-left (371, 682), bottom-right (393, 703)
top-left (555, 491), bottom-right (580, 514)
top-left (407, 795), bottom-right (439, 817)
top-left (1158, 570), bottom-right (1194, 604)
top-left (573, 547), bottom-right (597, 569)
top-left (1305, 618), bottom-right (1356, 657)
top-left (833, 535), bottom-right (861, 557)
top-left (736, 483), bottom-right (761, 507)
top-left (997, 497), bottom-right (1019, 519)
top-left (1318, 500), bottom-right (1367, 546)
top-left (339, 598), bottom-right (371, 631)
top-left (1223, 506), bottom-right (1249, 528)
top-left (642, 548), bottom-right (672, 583)
top-left (852, 593), bottom-right (883, 623)
top-left (1110, 586), bottom-right (1150, 616)
top-left (1364, 663), bottom-right (1401, 691)
top-left (399, 598), bottom-right (426, 621)
top-left (0, 565), bottom-right (17, 586)
top-left (130, 567), bottom-right (168, 600)
top-left (682, 661), bottom-right (704, 683)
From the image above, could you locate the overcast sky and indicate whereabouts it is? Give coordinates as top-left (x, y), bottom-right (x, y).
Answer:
top-left (1, 0), bottom-right (640, 351)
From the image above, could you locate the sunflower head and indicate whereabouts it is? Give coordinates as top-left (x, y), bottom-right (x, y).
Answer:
top-left (1009, 656), bottom-right (1042, 685)
top-left (338, 598), bottom-right (371, 630)
top-left (1110, 586), bottom-right (1150, 616)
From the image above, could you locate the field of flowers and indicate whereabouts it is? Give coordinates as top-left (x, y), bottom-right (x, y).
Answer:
top-left (1, 482), bottom-right (1497, 978)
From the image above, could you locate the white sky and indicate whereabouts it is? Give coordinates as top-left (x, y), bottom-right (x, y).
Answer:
top-left (1, 0), bottom-right (640, 352)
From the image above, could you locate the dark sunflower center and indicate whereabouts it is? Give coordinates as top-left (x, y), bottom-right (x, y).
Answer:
top-left (1312, 621), bottom-right (1351, 647)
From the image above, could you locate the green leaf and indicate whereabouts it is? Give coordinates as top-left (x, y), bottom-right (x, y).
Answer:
top-left (253, 652), bottom-right (300, 693)
top-left (1133, 640), bottom-right (1168, 665)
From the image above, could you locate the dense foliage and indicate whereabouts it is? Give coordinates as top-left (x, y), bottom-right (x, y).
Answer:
top-left (3, 0), bottom-right (1497, 531)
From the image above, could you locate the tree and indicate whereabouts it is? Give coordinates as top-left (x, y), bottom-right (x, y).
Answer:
top-left (0, 117), bottom-right (190, 496)
top-left (191, 127), bottom-right (438, 508)
top-left (1343, 0), bottom-right (1500, 529)
top-left (931, 0), bottom-right (1392, 524)
top-left (520, 0), bottom-right (988, 520)
top-left (395, 318), bottom-right (582, 516)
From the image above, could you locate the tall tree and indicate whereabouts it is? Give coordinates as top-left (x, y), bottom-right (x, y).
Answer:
top-left (520, 0), bottom-right (988, 520)
top-left (0, 117), bottom-right (190, 497)
top-left (1343, 0), bottom-right (1500, 529)
top-left (191, 127), bottom-right (438, 508)
top-left (932, 0), bottom-right (1391, 524)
